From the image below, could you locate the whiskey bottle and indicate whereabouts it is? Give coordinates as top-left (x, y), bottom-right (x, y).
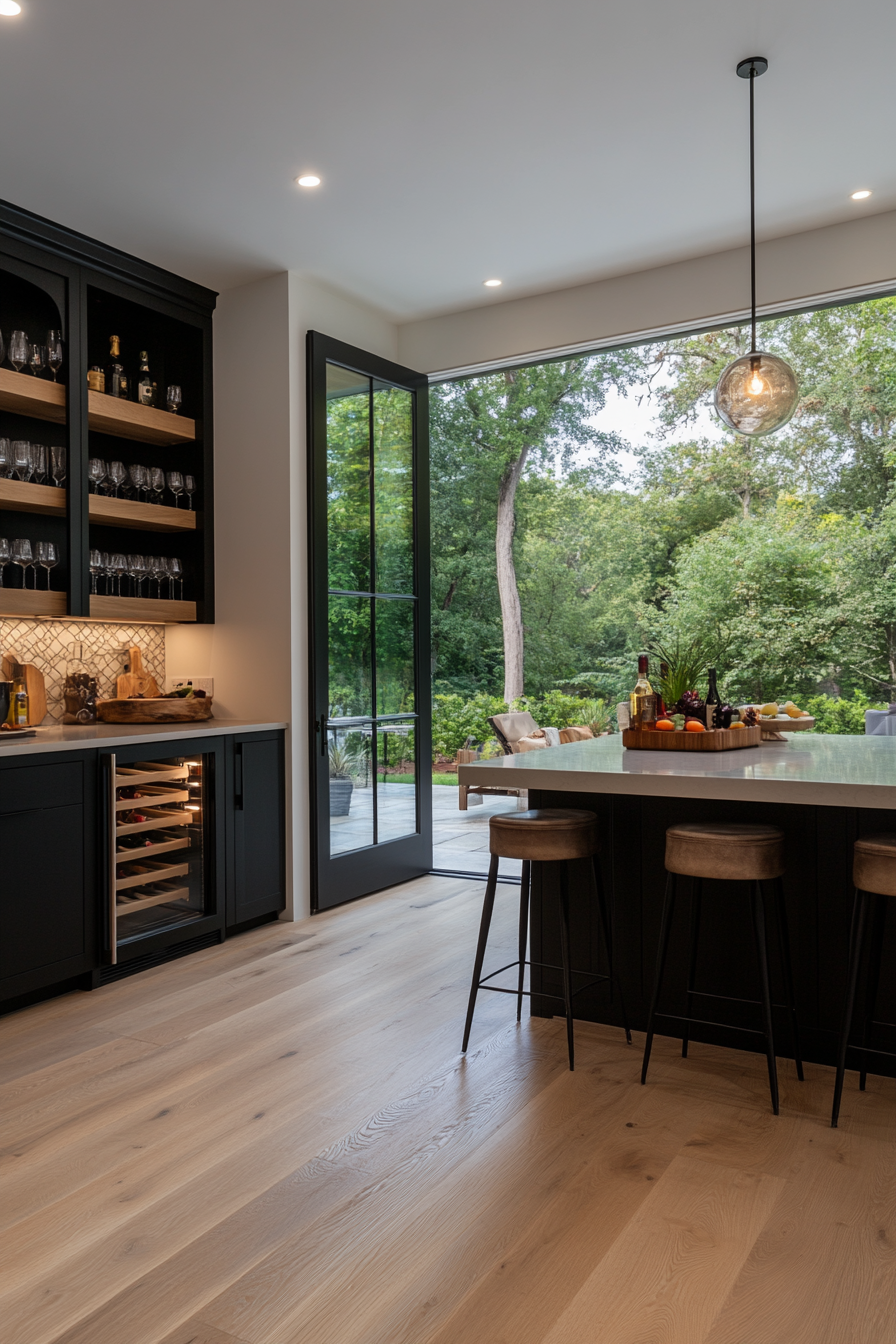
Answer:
top-left (106, 336), bottom-right (129, 400)
top-left (136, 351), bottom-right (154, 406)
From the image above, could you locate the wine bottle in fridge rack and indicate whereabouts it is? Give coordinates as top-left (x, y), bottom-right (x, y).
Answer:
top-left (136, 351), bottom-right (154, 406)
top-left (629, 655), bottom-right (654, 730)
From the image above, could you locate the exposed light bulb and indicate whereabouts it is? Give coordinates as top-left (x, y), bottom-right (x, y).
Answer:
top-left (483, 279), bottom-right (502, 288)
top-left (296, 175), bottom-right (321, 188)
top-left (749, 372), bottom-right (765, 395)
top-left (0, 1), bottom-right (22, 15)
top-left (851, 189), bottom-right (872, 200)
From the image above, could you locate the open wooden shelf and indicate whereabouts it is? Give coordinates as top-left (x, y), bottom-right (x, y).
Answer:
top-left (116, 882), bottom-right (191, 915)
top-left (0, 367), bottom-right (66, 424)
top-left (90, 595), bottom-right (196, 623)
top-left (89, 494), bottom-right (196, 532)
top-left (88, 389), bottom-right (196, 446)
top-left (0, 478), bottom-right (66, 516)
top-left (0, 588), bottom-right (66, 618)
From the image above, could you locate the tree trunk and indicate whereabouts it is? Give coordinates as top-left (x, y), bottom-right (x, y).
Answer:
top-left (496, 445), bottom-right (530, 703)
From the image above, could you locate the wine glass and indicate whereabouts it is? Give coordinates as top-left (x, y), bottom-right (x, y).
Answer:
top-left (149, 467), bottom-right (164, 505)
top-left (166, 385), bottom-right (182, 415)
top-left (167, 471), bottom-right (184, 508)
top-left (9, 331), bottom-right (29, 373)
top-left (30, 443), bottom-right (48, 485)
top-left (0, 331), bottom-right (5, 366)
top-left (129, 463), bottom-right (147, 502)
top-left (89, 548), bottom-right (103, 594)
top-left (128, 553), bottom-right (146, 597)
top-left (29, 343), bottom-right (46, 378)
top-left (51, 445), bottom-right (66, 486)
top-left (88, 458), bottom-right (106, 494)
top-left (0, 438), bottom-right (9, 478)
top-left (12, 441), bottom-right (32, 481)
top-left (101, 552), bottom-right (113, 595)
top-left (108, 461), bottom-right (127, 498)
top-left (184, 474), bottom-right (196, 510)
top-left (46, 331), bottom-right (63, 382)
top-left (110, 551), bottom-right (128, 596)
top-left (12, 538), bottom-right (32, 588)
top-left (168, 556), bottom-right (184, 600)
top-left (0, 537), bottom-right (9, 586)
top-left (35, 541), bottom-right (57, 589)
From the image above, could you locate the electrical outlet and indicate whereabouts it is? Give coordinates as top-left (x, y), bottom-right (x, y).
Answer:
top-left (170, 677), bottom-right (214, 696)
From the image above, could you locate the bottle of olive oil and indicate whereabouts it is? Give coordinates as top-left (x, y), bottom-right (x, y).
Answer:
top-left (10, 664), bottom-right (29, 727)
top-left (136, 351), bottom-right (154, 406)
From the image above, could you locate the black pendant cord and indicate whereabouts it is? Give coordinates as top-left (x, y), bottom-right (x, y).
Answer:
top-left (749, 61), bottom-right (757, 354)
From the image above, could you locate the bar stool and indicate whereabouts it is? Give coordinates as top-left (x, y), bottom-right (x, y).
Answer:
top-left (641, 822), bottom-right (803, 1115)
top-left (461, 809), bottom-right (631, 1070)
top-left (831, 833), bottom-right (896, 1127)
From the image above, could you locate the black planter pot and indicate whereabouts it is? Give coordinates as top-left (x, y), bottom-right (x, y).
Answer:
top-left (329, 776), bottom-right (354, 817)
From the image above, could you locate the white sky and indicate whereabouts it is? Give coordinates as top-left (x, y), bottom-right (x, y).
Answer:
top-left (577, 378), bottom-right (726, 484)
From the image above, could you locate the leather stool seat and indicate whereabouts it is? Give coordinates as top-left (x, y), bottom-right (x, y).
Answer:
top-left (853, 833), bottom-right (896, 897)
top-left (489, 809), bottom-right (599, 863)
top-left (665, 822), bottom-right (785, 882)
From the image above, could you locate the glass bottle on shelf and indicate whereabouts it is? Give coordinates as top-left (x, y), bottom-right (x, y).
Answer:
top-left (10, 664), bottom-right (28, 726)
top-left (62, 641), bottom-right (99, 725)
top-left (106, 336), bottom-right (129, 399)
top-left (87, 364), bottom-right (106, 393)
top-left (136, 351), bottom-right (154, 406)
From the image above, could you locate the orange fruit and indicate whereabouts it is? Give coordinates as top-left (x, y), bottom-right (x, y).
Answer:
top-left (685, 719), bottom-right (706, 733)
top-left (655, 719), bottom-right (674, 731)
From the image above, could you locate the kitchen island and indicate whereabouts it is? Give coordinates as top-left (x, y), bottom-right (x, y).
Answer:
top-left (459, 734), bottom-right (896, 1073)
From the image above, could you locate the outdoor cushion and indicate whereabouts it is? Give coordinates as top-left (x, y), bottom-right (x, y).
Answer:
top-left (512, 734), bottom-right (547, 753)
top-left (490, 711), bottom-right (540, 746)
top-left (559, 725), bottom-right (594, 744)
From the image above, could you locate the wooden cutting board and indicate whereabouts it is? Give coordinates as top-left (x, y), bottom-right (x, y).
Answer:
top-left (1, 651), bottom-right (48, 725)
top-left (116, 646), bottom-right (161, 700)
top-left (623, 725), bottom-right (762, 751)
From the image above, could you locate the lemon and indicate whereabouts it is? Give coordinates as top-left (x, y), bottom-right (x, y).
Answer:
top-left (760, 702), bottom-right (779, 718)
top-left (785, 704), bottom-right (803, 718)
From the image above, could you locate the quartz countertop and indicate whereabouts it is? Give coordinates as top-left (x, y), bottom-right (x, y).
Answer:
top-left (458, 733), bottom-right (896, 810)
top-left (0, 720), bottom-right (288, 757)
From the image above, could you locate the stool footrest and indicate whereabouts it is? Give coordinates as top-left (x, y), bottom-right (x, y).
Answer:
top-left (653, 1011), bottom-right (771, 1039)
top-left (479, 957), bottom-right (609, 1001)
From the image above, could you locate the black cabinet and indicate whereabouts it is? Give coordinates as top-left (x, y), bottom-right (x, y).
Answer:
top-left (226, 731), bottom-right (286, 929)
top-left (0, 752), bottom-right (96, 1000)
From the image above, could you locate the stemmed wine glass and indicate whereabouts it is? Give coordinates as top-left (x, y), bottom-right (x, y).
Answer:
top-left (129, 463), bottom-right (147, 501)
top-left (166, 385), bottom-right (182, 415)
top-left (0, 537), bottom-right (9, 586)
top-left (9, 331), bottom-right (29, 372)
top-left (0, 439), bottom-right (10, 478)
top-left (30, 444), bottom-right (48, 484)
top-left (184, 474), bottom-right (196, 510)
top-left (12, 538), bottom-right (33, 588)
top-left (149, 467), bottom-right (165, 505)
top-left (88, 458), bottom-right (106, 494)
top-left (12, 442), bottom-right (32, 481)
top-left (107, 461), bottom-right (127, 498)
top-left (29, 343), bottom-right (46, 378)
top-left (127, 553), bottom-right (146, 598)
top-left (89, 549), bottom-right (103, 594)
top-left (110, 552), bottom-right (128, 596)
top-left (167, 471), bottom-right (184, 508)
top-left (47, 331), bottom-right (63, 382)
top-left (0, 332), bottom-right (5, 367)
top-left (35, 541), bottom-right (58, 589)
top-left (168, 556), bottom-right (184, 600)
top-left (51, 445), bottom-right (66, 486)
top-left (101, 552), bottom-right (113, 595)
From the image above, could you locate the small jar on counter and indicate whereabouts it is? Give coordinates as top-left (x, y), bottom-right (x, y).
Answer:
top-left (62, 642), bottom-right (99, 725)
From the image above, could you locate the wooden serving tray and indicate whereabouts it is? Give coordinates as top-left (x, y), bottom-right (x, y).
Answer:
top-left (623, 726), bottom-right (762, 751)
top-left (98, 696), bottom-right (212, 723)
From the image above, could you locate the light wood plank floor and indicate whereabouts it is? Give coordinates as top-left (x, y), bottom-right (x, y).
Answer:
top-left (0, 873), bottom-right (893, 1344)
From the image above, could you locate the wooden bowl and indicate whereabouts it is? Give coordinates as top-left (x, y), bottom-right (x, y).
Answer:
top-left (97, 697), bottom-right (213, 724)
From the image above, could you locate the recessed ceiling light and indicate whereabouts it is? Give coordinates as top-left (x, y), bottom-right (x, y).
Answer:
top-left (296, 175), bottom-right (321, 188)
top-left (851, 189), bottom-right (872, 200)
top-left (0, 2), bottom-right (22, 15)
top-left (483, 278), bottom-right (502, 288)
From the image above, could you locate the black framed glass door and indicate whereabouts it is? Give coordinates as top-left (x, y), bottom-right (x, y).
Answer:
top-left (308, 332), bottom-right (432, 911)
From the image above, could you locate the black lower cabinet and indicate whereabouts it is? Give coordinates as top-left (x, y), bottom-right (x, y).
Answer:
top-left (226, 731), bottom-right (286, 929)
top-left (0, 753), bottom-right (96, 1002)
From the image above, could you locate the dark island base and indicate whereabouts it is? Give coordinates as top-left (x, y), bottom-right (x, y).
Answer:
top-left (526, 788), bottom-right (896, 1078)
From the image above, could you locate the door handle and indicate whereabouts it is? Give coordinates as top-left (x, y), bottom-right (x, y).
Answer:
top-left (102, 753), bottom-right (118, 966)
top-left (319, 714), bottom-right (328, 757)
top-left (234, 745), bottom-right (243, 810)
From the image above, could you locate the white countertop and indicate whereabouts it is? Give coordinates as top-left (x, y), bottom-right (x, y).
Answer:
top-left (0, 720), bottom-right (288, 757)
top-left (458, 733), bottom-right (896, 810)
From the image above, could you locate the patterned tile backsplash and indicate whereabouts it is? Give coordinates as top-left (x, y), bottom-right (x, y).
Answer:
top-left (0, 620), bottom-right (165, 723)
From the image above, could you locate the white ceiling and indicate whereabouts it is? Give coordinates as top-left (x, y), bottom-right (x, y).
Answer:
top-left (0, 0), bottom-right (893, 319)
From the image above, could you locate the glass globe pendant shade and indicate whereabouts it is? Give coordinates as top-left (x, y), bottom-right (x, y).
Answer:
top-left (713, 351), bottom-right (799, 437)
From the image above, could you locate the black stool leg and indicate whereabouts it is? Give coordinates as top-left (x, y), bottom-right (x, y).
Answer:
top-left (516, 860), bottom-right (531, 1023)
top-left (682, 877), bottom-right (702, 1059)
top-left (592, 853), bottom-right (632, 1044)
top-left (858, 893), bottom-right (887, 1092)
top-left (750, 880), bottom-right (780, 1115)
top-left (832, 888), bottom-right (869, 1126)
top-left (770, 877), bottom-right (804, 1082)
top-left (558, 862), bottom-right (575, 1071)
top-left (641, 871), bottom-right (677, 1085)
top-left (461, 854), bottom-right (499, 1054)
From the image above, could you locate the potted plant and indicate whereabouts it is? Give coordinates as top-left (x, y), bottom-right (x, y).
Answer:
top-left (329, 739), bottom-right (362, 817)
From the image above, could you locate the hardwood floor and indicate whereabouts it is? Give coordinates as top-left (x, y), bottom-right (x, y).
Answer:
top-left (0, 872), bottom-right (893, 1344)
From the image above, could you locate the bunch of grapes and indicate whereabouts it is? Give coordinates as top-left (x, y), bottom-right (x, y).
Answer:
top-left (674, 689), bottom-right (706, 718)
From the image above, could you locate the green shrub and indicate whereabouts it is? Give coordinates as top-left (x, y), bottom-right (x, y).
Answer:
top-left (804, 690), bottom-right (885, 734)
top-left (431, 691), bottom-right (508, 759)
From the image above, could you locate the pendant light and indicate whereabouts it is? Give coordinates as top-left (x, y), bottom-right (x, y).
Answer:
top-left (714, 58), bottom-right (799, 437)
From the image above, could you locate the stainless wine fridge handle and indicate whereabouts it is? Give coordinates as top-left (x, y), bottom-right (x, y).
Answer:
top-left (104, 753), bottom-right (118, 965)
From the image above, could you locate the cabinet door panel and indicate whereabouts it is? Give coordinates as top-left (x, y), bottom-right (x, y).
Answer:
top-left (0, 762), bottom-right (82, 815)
top-left (231, 736), bottom-right (285, 925)
top-left (0, 804), bottom-right (86, 978)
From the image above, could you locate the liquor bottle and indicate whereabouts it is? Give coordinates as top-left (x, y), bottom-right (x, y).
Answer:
top-left (657, 661), bottom-right (669, 719)
top-left (136, 351), bottom-right (154, 406)
top-left (705, 667), bottom-right (722, 729)
top-left (10, 665), bottom-right (29, 726)
top-left (106, 336), bottom-right (129, 400)
top-left (87, 364), bottom-right (105, 393)
top-left (629, 655), bottom-right (654, 730)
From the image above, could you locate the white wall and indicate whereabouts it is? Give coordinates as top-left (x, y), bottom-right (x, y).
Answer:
top-left (397, 208), bottom-right (896, 377)
top-left (169, 272), bottom-right (397, 922)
